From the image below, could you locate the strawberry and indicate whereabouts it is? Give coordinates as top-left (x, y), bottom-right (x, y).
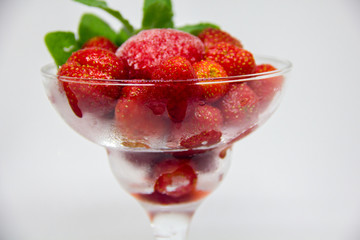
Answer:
top-left (82, 36), bottom-right (118, 53)
top-left (220, 83), bottom-right (259, 125)
top-left (192, 60), bottom-right (229, 103)
top-left (151, 56), bottom-right (197, 81)
top-left (58, 62), bottom-right (121, 117)
top-left (116, 29), bottom-right (205, 79)
top-left (154, 163), bottom-right (197, 198)
top-left (171, 104), bottom-right (223, 148)
top-left (67, 47), bottom-right (127, 79)
top-left (151, 56), bottom-right (197, 123)
top-left (198, 28), bottom-right (243, 49)
top-left (248, 64), bottom-right (283, 110)
top-left (58, 47), bottom-right (127, 117)
top-left (114, 95), bottom-right (169, 144)
top-left (205, 42), bottom-right (255, 76)
top-left (121, 82), bottom-right (168, 115)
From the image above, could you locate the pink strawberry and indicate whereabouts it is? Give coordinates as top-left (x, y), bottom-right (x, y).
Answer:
top-left (116, 29), bottom-right (205, 79)
top-left (198, 28), bottom-right (243, 49)
top-left (114, 95), bottom-right (169, 144)
top-left (58, 61), bottom-right (122, 117)
top-left (248, 64), bottom-right (283, 109)
top-left (205, 42), bottom-right (255, 76)
top-left (219, 83), bottom-right (259, 125)
top-left (171, 104), bottom-right (223, 148)
top-left (154, 163), bottom-right (197, 198)
top-left (82, 36), bottom-right (118, 53)
top-left (192, 60), bottom-right (229, 103)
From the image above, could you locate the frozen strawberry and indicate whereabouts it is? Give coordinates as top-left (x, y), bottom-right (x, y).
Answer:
top-left (248, 64), bottom-right (283, 109)
top-left (114, 95), bottom-right (169, 144)
top-left (220, 83), bottom-right (259, 125)
top-left (82, 36), bottom-right (118, 53)
top-left (172, 104), bottom-right (223, 148)
top-left (198, 28), bottom-right (243, 49)
top-left (154, 164), bottom-right (197, 198)
top-left (67, 47), bottom-right (128, 79)
top-left (193, 60), bottom-right (229, 103)
top-left (116, 29), bottom-right (205, 79)
top-left (58, 62), bottom-right (121, 117)
top-left (205, 42), bottom-right (255, 76)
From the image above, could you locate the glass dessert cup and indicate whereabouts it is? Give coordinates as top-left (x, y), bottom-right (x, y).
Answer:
top-left (41, 55), bottom-right (291, 240)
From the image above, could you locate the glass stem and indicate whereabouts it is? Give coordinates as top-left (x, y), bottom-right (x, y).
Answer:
top-left (150, 211), bottom-right (194, 240)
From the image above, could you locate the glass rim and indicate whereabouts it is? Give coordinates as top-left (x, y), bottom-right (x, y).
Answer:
top-left (41, 54), bottom-right (292, 86)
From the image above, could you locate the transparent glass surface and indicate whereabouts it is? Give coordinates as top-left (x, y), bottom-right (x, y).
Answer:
top-left (41, 55), bottom-right (292, 240)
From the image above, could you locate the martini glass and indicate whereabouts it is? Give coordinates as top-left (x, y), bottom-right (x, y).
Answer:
top-left (41, 55), bottom-right (291, 240)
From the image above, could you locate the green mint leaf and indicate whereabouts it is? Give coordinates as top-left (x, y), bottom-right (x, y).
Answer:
top-left (44, 31), bottom-right (79, 67)
top-left (115, 27), bottom-right (134, 45)
top-left (78, 13), bottom-right (117, 46)
top-left (142, 0), bottom-right (174, 29)
top-left (73, 0), bottom-right (135, 35)
top-left (177, 23), bottom-right (220, 36)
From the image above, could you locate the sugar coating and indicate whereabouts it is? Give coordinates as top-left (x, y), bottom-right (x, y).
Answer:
top-left (116, 29), bottom-right (205, 79)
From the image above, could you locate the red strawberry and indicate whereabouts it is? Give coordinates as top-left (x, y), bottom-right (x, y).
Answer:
top-left (114, 95), bottom-right (169, 144)
top-left (58, 62), bottom-right (121, 117)
top-left (171, 104), bottom-right (223, 148)
top-left (205, 42), bottom-right (255, 76)
top-left (154, 164), bottom-right (197, 198)
top-left (248, 64), bottom-right (283, 110)
top-left (198, 28), bottom-right (243, 49)
top-left (193, 60), bottom-right (229, 103)
top-left (82, 36), bottom-right (118, 53)
top-left (151, 56), bottom-right (197, 80)
top-left (116, 29), bottom-right (205, 79)
top-left (121, 82), bottom-right (168, 115)
top-left (220, 83), bottom-right (259, 125)
top-left (67, 47), bottom-right (128, 79)
top-left (152, 56), bottom-right (197, 123)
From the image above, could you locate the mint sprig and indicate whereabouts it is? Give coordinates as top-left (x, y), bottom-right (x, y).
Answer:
top-left (44, 0), bottom-right (221, 66)
top-left (44, 31), bottom-right (80, 67)
top-left (142, 0), bottom-right (174, 29)
top-left (78, 13), bottom-right (117, 46)
top-left (177, 23), bottom-right (220, 36)
top-left (73, 0), bottom-right (135, 36)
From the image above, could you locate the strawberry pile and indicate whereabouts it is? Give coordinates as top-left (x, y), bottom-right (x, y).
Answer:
top-left (55, 27), bottom-right (281, 149)
top-left (45, 0), bottom-right (284, 204)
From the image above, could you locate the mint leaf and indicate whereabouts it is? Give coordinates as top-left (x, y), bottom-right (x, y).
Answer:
top-left (177, 23), bottom-right (220, 36)
top-left (142, 0), bottom-right (174, 29)
top-left (78, 13), bottom-right (117, 46)
top-left (44, 31), bottom-right (79, 67)
top-left (73, 0), bottom-right (135, 35)
top-left (115, 27), bottom-right (133, 45)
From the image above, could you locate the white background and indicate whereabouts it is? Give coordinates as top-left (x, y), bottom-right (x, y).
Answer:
top-left (1, 0), bottom-right (360, 239)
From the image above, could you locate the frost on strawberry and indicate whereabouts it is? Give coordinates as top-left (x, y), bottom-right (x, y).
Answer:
top-left (114, 95), bottom-right (169, 145)
top-left (154, 163), bottom-right (197, 198)
top-left (219, 83), bottom-right (259, 126)
top-left (116, 29), bottom-right (205, 79)
top-left (248, 64), bottom-right (283, 110)
top-left (171, 104), bottom-right (223, 149)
